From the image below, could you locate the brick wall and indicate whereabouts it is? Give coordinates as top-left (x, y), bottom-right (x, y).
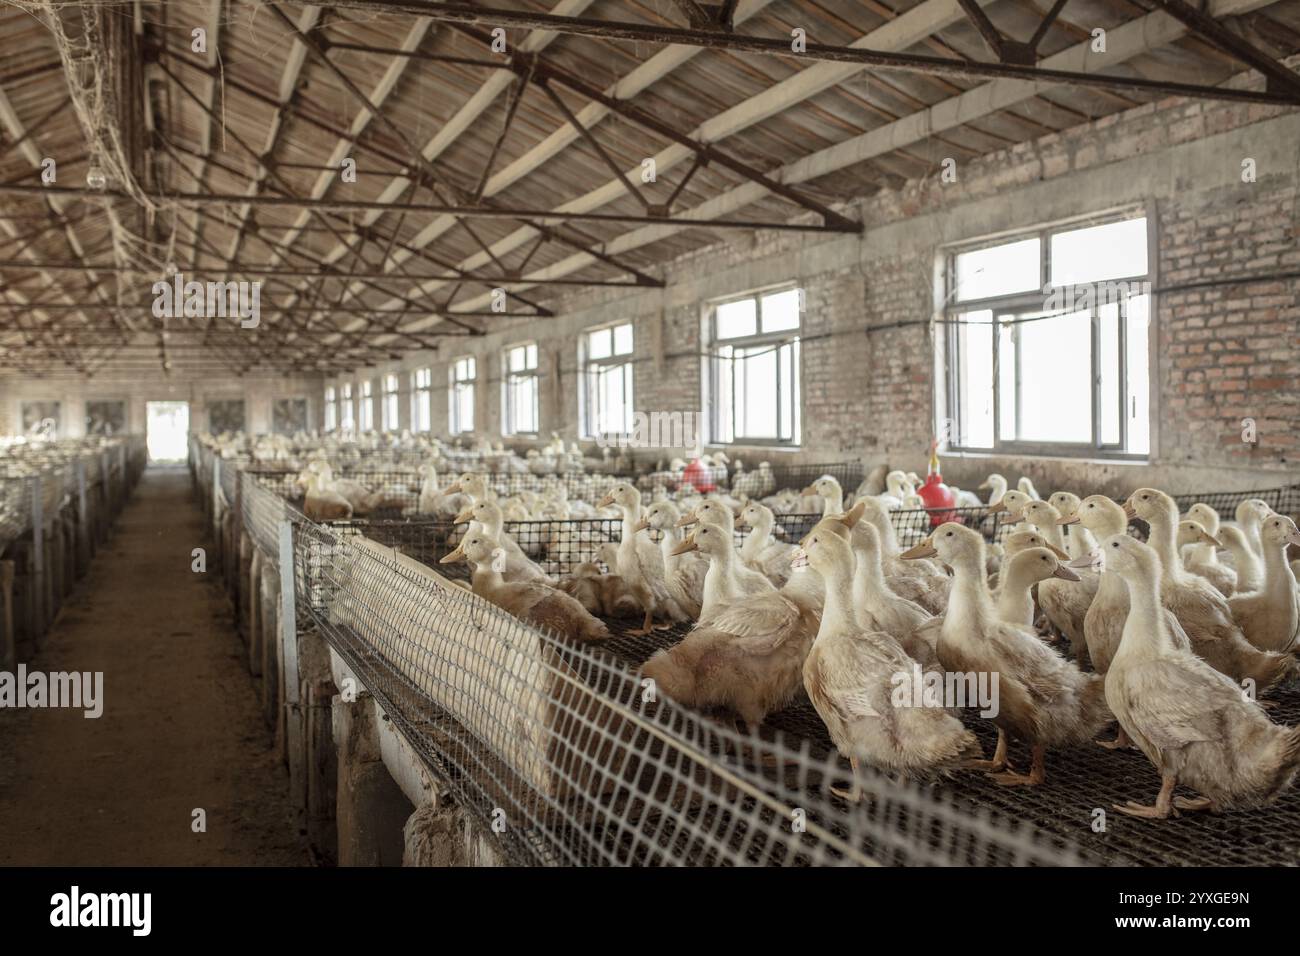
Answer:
top-left (319, 88), bottom-right (1298, 496)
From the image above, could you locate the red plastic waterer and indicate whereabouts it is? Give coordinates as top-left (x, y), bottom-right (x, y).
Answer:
top-left (680, 458), bottom-right (716, 493)
top-left (917, 439), bottom-right (959, 527)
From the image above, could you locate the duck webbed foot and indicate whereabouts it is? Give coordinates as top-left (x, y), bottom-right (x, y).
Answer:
top-left (626, 609), bottom-right (657, 636)
top-left (1114, 773), bottom-right (1177, 819)
top-left (989, 744), bottom-right (1046, 786)
top-left (962, 728), bottom-right (1011, 772)
top-left (1097, 726), bottom-right (1135, 750)
top-left (829, 757), bottom-right (864, 803)
top-left (1172, 795), bottom-right (1213, 813)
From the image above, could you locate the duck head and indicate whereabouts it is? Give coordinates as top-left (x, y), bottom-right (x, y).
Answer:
top-left (1048, 491), bottom-right (1082, 521)
top-left (440, 532), bottom-right (501, 567)
top-left (671, 523), bottom-right (729, 558)
top-left (636, 500), bottom-right (681, 534)
top-left (900, 521), bottom-right (982, 566)
top-left (1063, 494), bottom-right (1128, 538)
top-left (1175, 519), bottom-right (1222, 551)
top-left (1002, 530), bottom-right (1069, 560)
top-left (1184, 502), bottom-right (1221, 536)
top-left (1123, 487), bottom-right (1176, 524)
top-left (1260, 513), bottom-right (1300, 549)
top-left (596, 481), bottom-right (641, 512)
top-left (1011, 546), bottom-right (1081, 583)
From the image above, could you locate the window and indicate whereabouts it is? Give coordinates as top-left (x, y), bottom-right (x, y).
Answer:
top-left (340, 382), bottom-right (354, 430)
top-left (582, 323), bottom-right (634, 438)
top-left (502, 343), bottom-right (539, 436)
top-left (943, 213), bottom-right (1150, 457)
top-left (324, 387), bottom-right (336, 432)
top-left (411, 368), bottom-right (432, 432)
top-left (449, 357), bottom-right (476, 435)
top-left (358, 380), bottom-right (374, 430)
top-left (382, 374), bottom-right (400, 431)
top-left (706, 288), bottom-right (802, 445)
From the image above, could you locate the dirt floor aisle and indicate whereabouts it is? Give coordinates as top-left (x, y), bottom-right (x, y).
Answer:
top-left (0, 467), bottom-right (307, 865)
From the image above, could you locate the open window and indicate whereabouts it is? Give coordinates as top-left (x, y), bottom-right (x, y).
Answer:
top-left (502, 343), bottom-right (539, 436)
top-left (582, 323), bottom-right (634, 439)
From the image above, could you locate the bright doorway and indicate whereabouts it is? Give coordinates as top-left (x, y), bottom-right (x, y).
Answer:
top-left (146, 401), bottom-right (190, 463)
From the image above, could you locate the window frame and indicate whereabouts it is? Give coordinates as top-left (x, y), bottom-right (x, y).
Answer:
top-left (339, 382), bottom-right (355, 431)
top-left (448, 356), bottom-right (476, 436)
top-left (381, 374), bottom-right (400, 431)
top-left (324, 386), bottom-right (337, 432)
top-left (704, 285), bottom-right (803, 448)
top-left (502, 342), bottom-right (540, 437)
top-left (941, 209), bottom-right (1154, 461)
top-left (358, 379), bottom-right (374, 431)
top-left (411, 367), bottom-right (432, 433)
top-left (580, 322), bottom-right (635, 440)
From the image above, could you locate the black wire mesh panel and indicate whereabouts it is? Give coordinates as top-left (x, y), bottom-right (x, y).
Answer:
top-left (765, 461), bottom-right (866, 494)
top-left (293, 519), bottom-right (1076, 867)
top-left (1172, 484), bottom-right (1300, 521)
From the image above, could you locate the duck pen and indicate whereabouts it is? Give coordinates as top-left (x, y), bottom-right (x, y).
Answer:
top-left (194, 436), bottom-right (1300, 867)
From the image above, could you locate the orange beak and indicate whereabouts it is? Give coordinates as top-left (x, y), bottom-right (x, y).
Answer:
top-left (1047, 543), bottom-right (1071, 561)
top-left (439, 543), bottom-right (467, 564)
top-left (453, 507), bottom-right (473, 524)
top-left (670, 534), bottom-right (698, 556)
top-left (900, 538), bottom-right (937, 560)
top-left (632, 516), bottom-right (650, 533)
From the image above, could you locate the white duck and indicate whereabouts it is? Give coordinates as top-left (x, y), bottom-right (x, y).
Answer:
top-left (598, 482), bottom-right (691, 634)
top-left (301, 471), bottom-right (353, 522)
top-left (454, 500), bottom-right (552, 584)
top-left (978, 473), bottom-right (1008, 506)
top-left (1227, 513), bottom-right (1300, 654)
top-left (1125, 489), bottom-right (1291, 691)
top-left (1099, 533), bottom-right (1300, 818)
top-left (677, 499), bottom-right (775, 598)
top-left (1048, 491), bottom-right (1097, 560)
top-left (801, 475), bottom-right (845, 518)
top-left (854, 496), bottom-right (950, 616)
top-left (1180, 503), bottom-right (1237, 597)
top-left (996, 546), bottom-right (1080, 629)
top-left (1175, 518), bottom-right (1235, 598)
top-left (634, 500), bottom-right (708, 620)
top-left (1230, 499), bottom-right (1274, 592)
top-left (1013, 498), bottom-right (1098, 665)
top-left (642, 524), bottom-right (820, 730)
top-left (901, 523), bottom-right (1110, 786)
top-left (737, 501), bottom-right (798, 587)
top-left (798, 528), bottom-right (977, 800)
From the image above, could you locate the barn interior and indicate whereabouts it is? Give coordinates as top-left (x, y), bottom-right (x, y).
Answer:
top-left (0, 0), bottom-right (1298, 869)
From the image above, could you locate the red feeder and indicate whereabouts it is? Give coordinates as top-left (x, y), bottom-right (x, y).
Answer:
top-left (917, 439), bottom-right (959, 527)
top-left (680, 458), bottom-right (716, 493)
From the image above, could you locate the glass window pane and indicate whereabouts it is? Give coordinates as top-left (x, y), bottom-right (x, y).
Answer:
top-left (955, 310), bottom-right (993, 448)
top-left (509, 347), bottom-right (525, 372)
top-left (588, 328), bottom-right (612, 360)
top-left (954, 238), bottom-right (1040, 302)
top-left (1126, 294), bottom-right (1150, 455)
top-left (738, 346), bottom-right (778, 439)
top-left (613, 323), bottom-right (633, 355)
top-left (526, 344), bottom-right (537, 368)
top-left (1050, 218), bottom-right (1148, 286)
top-left (1099, 303), bottom-right (1121, 445)
top-left (761, 289), bottom-right (801, 333)
top-left (1017, 309), bottom-right (1092, 443)
top-left (714, 346), bottom-right (734, 444)
top-left (716, 298), bottom-right (757, 339)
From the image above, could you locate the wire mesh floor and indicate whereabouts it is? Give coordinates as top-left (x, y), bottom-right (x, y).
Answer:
top-left (589, 615), bottom-right (1300, 867)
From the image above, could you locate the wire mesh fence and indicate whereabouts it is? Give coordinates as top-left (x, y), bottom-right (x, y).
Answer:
top-left (295, 518), bottom-right (1078, 867)
top-left (190, 437), bottom-right (1300, 867)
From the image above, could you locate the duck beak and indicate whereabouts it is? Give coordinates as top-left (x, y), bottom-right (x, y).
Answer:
top-left (632, 516), bottom-right (650, 533)
top-left (439, 543), bottom-right (467, 564)
top-left (1199, 531), bottom-right (1225, 548)
top-left (900, 538), bottom-right (937, 560)
top-left (800, 484), bottom-right (817, 496)
top-left (443, 481), bottom-right (462, 495)
top-left (1056, 513), bottom-right (1080, 526)
top-left (1068, 550), bottom-right (1102, 571)
top-left (978, 479), bottom-right (992, 491)
top-left (790, 547), bottom-right (809, 571)
top-left (1287, 532), bottom-right (1300, 547)
top-left (453, 508), bottom-right (473, 524)
top-left (985, 500), bottom-right (1006, 515)
top-left (1052, 565), bottom-right (1081, 582)
top-left (735, 512), bottom-right (748, 527)
top-left (670, 534), bottom-right (698, 556)
top-left (1122, 501), bottom-right (1137, 520)
top-left (1047, 543), bottom-right (1071, 561)
top-left (675, 511), bottom-right (698, 528)
top-left (596, 493), bottom-right (616, 508)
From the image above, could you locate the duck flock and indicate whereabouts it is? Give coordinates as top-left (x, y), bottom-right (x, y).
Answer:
top-left (212, 431), bottom-right (1300, 821)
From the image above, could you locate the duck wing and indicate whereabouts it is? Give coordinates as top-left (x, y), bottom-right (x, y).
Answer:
top-left (1118, 655), bottom-right (1249, 751)
top-left (707, 591), bottom-right (803, 651)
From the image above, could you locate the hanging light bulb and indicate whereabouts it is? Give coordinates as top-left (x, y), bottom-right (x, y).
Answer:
top-left (86, 165), bottom-right (108, 190)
